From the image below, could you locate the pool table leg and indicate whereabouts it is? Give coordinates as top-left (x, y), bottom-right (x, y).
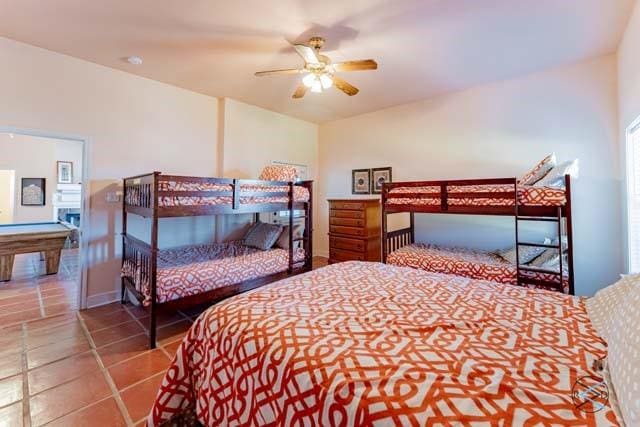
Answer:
top-left (43, 250), bottom-right (62, 275)
top-left (0, 254), bottom-right (15, 282)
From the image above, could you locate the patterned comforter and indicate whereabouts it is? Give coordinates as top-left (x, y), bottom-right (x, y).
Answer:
top-left (148, 261), bottom-right (617, 426)
top-left (158, 180), bottom-right (310, 207)
top-left (387, 184), bottom-right (566, 207)
top-left (122, 241), bottom-right (305, 305)
top-left (387, 243), bottom-right (569, 293)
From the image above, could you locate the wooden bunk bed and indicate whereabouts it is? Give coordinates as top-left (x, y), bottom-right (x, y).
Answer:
top-left (381, 175), bottom-right (574, 294)
top-left (121, 172), bottom-right (313, 348)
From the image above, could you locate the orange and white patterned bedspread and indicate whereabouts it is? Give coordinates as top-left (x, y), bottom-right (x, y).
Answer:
top-left (149, 261), bottom-right (618, 426)
top-left (122, 241), bottom-right (305, 305)
top-left (387, 184), bottom-right (566, 207)
top-left (387, 243), bottom-right (569, 293)
top-left (157, 180), bottom-right (309, 207)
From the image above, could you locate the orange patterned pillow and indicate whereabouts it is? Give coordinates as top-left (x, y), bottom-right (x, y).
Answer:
top-left (519, 153), bottom-right (556, 185)
top-left (259, 165), bottom-right (298, 182)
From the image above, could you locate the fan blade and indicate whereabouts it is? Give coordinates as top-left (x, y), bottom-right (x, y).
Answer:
top-left (333, 59), bottom-right (378, 72)
top-left (294, 44), bottom-right (320, 64)
top-left (332, 76), bottom-right (359, 96)
top-left (254, 68), bottom-right (303, 76)
top-left (292, 84), bottom-right (307, 99)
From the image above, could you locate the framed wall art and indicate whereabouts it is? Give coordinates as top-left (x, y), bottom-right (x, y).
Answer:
top-left (21, 178), bottom-right (46, 206)
top-left (352, 169), bottom-right (371, 194)
top-left (371, 167), bottom-right (392, 194)
top-left (57, 161), bottom-right (73, 184)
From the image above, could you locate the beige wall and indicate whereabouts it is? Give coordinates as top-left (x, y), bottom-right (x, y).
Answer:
top-left (619, 0), bottom-right (640, 272)
top-left (0, 133), bottom-right (82, 223)
top-left (318, 55), bottom-right (621, 297)
top-left (0, 36), bottom-right (219, 306)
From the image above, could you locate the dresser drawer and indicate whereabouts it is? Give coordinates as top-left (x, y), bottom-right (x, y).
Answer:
top-left (330, 225), bottom-right (364, 237)
top-left (329, 201), bottom-right (365, 211)
top-left (330, 217), bottom-right (365, 227)
top-left (329, 236), bottom-right (366, 252)
top-left (330, 209), bottom-right (364, 219)
top-left (330, 248), bottom-right (365, 262)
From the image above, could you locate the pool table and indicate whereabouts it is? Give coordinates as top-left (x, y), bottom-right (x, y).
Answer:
top-left (0, 222), bottom-right (74, 282)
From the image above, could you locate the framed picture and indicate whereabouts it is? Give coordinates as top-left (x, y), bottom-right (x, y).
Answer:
top-left (57, 161), bottom-right (73, 184)
top-left (371, 167), bottom-right (392, 194)
top-left (352, 169), bottom-right (371, 194)
top-left (21, 178), bottom-right (46, 206)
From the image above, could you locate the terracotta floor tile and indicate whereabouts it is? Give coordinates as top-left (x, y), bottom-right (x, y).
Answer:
top-left (27, 335), bottom-right (90, 369)
top-left (0, 350), bottom-right (23, 380)
top-left (44, 302), bottom-right (78, 316)
top-left (0, 308), bottom-right (44, 326)
top-left (29, 370), bottom-right (112, 426)
top-left (26, 320), bottom-right (85, 350)
top-left (123, 304), bottom-right (147, 319)
top-left (0, 401), bottom-right (23, 427)
top-left (0, 374), bottom-right (23, 407)
top-left (0, 293), bottom-right (39, 308)
top-left (120, 373), bottom-right (164, 423)
top-left (0, 299), bottom-right (41, 314)
top-left (156, 320), bottom-right (192, 346)
top-left (162, 340), bottom-right (182, 358)
top-left (45, 397), bottom-right (127, 427)
top-left (108, 349), bottom-right (170, 390)
top-left (82, 309), bottom-right (136, 331)
top-left (95, 333), bottom-right (150, 367)
top-left (83, 303), bottom-right (126, 317)
top-left (28, 350), bottom-right (100, 395)
top-left (90, 319), bottom-right (145, 347)
top-left (25, 312), bottom-right (78, 332)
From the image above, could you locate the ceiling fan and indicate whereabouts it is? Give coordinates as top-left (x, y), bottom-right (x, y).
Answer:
top-left (254, 36), bottom-right (378, 99)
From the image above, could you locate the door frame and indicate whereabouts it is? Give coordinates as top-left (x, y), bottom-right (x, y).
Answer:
top-left (0, 169), bottom-right (16, 223)
top-left (0, 125), bottom-right (91, 309)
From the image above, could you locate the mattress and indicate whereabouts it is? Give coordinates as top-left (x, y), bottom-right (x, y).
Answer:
top-left (387, 184), bottom-right (566, 207)
top-left (387, 243), bottom-right (569, 293)
top-left (159, 180), bottom-right (310, 207)
top-left (122, 241), bottom-right (305, 304)
top-left (148, 261), bottom-right (618, 426)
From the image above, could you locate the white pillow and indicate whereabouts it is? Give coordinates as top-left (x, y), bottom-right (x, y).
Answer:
top-left (586, 274), bottom-right (639, 341)
top-left (519, 153), bottom-right (557, 185)
top-left (605, 283), bottom-right (640, 426)
top-left (533, 159), bottom-right (579, 188)
top-left (497, 238), bottom-right (550, 265)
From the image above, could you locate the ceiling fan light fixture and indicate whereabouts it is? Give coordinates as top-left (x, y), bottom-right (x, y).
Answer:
top-left (319, 74), bottom-right (333, 89)
top-left (310, 79), bottom-right (323, 93)
top-left (302, 73), bottom-right (316, 88)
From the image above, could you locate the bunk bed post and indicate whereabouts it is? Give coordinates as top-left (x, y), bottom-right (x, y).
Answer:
top-left (409, 212), bottom-right (415, 244)
top-left (304, 181), bottom-right (313, 271)
top-left (288, 182), bottom-right (294, 273)
top-left (565, 174), bottom-right (575, 295)
top-left (232, 179), bottom-right (240, 210)
top-left (381, 183), bottom-right (388, 262)
top-left (121, 179), bottom-right (128, 304)
top-left (513, 178), bottom-right (521, 287)
top-left (149, 172), bottom-right (160, 349)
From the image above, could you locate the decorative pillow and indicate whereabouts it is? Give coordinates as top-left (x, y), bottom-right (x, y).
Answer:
top-left (605, 283), bottom-right (640, 426)
top-left (533, 159), bottom-right (579, 188)
top-left (529, 237), bottom-right (568, 267)
top-left (519, 154), bottom-right (556, 185)
top-left (498, 238), bottom-right (550, 265)
top-left (259, 165), bottom-right (298, 182)
top-left (243, 222), bottom-right (283, 250)
top-left (275, 224), bottom-right (304, 250)
top-left (242, 221), bottom-right (261, 241)
top-left (586, 273), bottom-right (640, 341)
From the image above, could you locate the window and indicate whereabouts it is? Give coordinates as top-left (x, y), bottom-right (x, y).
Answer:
top-left (626, 118), bottom-right (640, 272)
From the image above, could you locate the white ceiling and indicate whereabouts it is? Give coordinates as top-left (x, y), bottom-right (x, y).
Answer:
top-left (0, 0), bottom-right (633, 123)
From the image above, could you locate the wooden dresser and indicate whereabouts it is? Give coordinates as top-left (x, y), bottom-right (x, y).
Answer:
top-left (328, 199), bottom-right (381, 264)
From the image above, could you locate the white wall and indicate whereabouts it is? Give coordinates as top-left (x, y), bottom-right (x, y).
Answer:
top-left (619, 0), bottom-right (640, 273)
top-left (0, 36), bottom-right (219, 306)
top-left (318, 55), bottom-right (621, 296)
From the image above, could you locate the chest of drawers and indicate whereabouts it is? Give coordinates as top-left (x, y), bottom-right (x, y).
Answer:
top-left (328, 199), bottom-right (381, 263)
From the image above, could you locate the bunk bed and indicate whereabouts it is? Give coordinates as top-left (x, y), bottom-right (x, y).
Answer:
top-left (381, 175), bottom-right (574, 294)
top-left (121, 171), bottom-right (313, 348)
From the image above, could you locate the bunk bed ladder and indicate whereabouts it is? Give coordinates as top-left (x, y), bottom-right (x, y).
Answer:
top-left (515, 204), bottom-right (565, 293)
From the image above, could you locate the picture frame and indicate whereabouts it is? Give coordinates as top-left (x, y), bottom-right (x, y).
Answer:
top-left (57, 161), bottom-right (73, 184)
top-left (21, 178), bottom-right (46, 206)
top-left (352, 169), bottom-right (371, 194)
top-left (371, 167), bottom-right (392, 194)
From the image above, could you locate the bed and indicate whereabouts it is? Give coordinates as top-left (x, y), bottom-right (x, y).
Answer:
top-left (122, 241), bottom-right (305, 305)
top-left (148, 261), bottom-right (618, 426)
top-left (387, 243), bottom-right (569, 293)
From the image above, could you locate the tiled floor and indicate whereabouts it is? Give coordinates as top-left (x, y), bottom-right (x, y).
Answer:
top-left (0, 255), bottom-right (330, 426)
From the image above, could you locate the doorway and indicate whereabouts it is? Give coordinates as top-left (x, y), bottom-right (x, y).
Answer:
top-left (0, 128), bottom-right (89, 327)
top-left (0, 169), bottom-right (15, 223)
